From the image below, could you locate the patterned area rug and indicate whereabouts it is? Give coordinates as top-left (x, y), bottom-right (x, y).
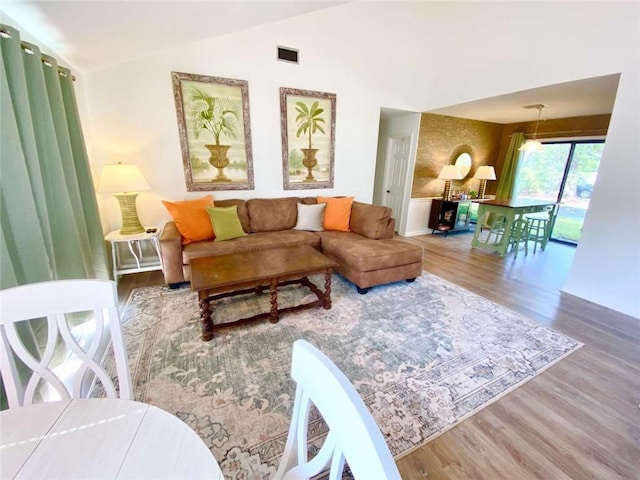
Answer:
top-left (109, 272), bottom-right (581, 479)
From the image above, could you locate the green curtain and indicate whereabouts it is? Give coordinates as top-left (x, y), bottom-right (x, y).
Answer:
top-left (0, 24), bottom-right (108, 289)
top-left (495, 132), bottom-right (525, 200)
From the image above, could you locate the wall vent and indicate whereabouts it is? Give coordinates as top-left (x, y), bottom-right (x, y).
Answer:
top-left (277, 46), bottom-right (299, 64)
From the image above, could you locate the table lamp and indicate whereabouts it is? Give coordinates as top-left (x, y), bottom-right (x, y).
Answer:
top-left (473, 166), bottom-right (496, 199)
top-left (98, 162), bottom-right (150, 235)
top-left (438, 165), bottom-right (463, 201)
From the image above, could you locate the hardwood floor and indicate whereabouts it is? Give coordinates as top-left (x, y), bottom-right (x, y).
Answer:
top-left (115, 269), bottom-right (164, 311)
top-left (117, 232), bottom-right (640, 479)
top-left (397, 232), bottom-right (639, 480)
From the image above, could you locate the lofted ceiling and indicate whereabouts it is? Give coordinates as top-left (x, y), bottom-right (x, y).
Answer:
top-left (1, 2), bottom-right (620, 124)
top-left (0, 1), bottom-right (345, 73)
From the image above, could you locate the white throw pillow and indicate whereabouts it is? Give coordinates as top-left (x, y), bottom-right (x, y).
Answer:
top-left (294, 203), bottom-right (326, 232)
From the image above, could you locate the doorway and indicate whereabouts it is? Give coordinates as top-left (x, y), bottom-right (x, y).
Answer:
top-left (515, 140), bottom-right (604, 244)
top-left (382, 135), bottom-right (412, 220)
top-left (373, 110), bottom-right (420, 234)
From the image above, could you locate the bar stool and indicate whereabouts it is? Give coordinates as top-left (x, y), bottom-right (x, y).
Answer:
top-left (509, 218), bottom-right (531, 258)
top-left (525, 212), bottom-right (551, 253)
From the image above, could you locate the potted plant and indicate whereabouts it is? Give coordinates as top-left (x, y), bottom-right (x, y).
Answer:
top-left (295, 100), bottom-right (326, 181)
top-left (190, 88), bottom-right (239, 181)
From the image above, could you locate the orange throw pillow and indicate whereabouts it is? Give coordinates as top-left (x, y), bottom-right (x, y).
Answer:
top-left (317, 196), bottom-right (354, 232)
top-left (162, 195), bottom-right (215, 244)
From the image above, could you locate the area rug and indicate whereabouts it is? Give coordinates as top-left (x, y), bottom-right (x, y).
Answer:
top-left (106, 272), bottom-right (581, 479)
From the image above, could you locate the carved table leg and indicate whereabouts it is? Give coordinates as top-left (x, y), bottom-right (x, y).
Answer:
top-left (269, 279), bottom-right (279, 323)
top-left (199, 291), bottom-right (214, 341)
top-left (323, 271), bottom-right (333, 309)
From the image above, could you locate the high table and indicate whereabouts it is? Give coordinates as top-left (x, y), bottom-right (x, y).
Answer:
top-left (0, 398), bottom-right (223, 479)
top-left (471, 199), bottom-right (557, 257)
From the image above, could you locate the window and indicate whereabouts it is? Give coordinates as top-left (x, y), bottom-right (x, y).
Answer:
top-left (516, 140), bottom-right (604, 244)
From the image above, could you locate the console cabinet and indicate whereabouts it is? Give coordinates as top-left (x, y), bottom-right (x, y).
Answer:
top-left (429, 199), bottom-right (472, 235)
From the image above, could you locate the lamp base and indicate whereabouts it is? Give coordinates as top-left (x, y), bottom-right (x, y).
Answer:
top-left (442, 180), bottom-right (452, 201)
top-left (478, 179), bottom-right (488, 199)
top-left (114, 193), bottom-right (145, 235)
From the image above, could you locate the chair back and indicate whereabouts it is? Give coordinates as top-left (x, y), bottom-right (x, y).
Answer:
top-left (0, 279), bottom-right (132, 407)
top-left (274, 339), bottom-right (401, 480)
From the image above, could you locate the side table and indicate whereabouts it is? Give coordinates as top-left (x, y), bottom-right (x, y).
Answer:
top-left (105, 227), bottom-right (163, 279)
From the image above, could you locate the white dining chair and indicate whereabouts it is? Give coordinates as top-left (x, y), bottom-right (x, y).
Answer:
top-left (274, 339), bottom-right (402, 480)
top-left (0, 279), bottom-right (132, 407)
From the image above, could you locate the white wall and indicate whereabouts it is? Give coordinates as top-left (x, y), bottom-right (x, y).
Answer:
top-left (562, 65), bottom-right (640, 317)
top-left (12, 2), bottom-right (636, 317)
top-left (406, 198), bottom-right (436, 237)
top-left (84, 5), bottom-right (414, 232)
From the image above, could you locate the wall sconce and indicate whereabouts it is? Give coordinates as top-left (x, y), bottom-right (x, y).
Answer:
top-left (438, 165), bottom-right (463, 201)
top-left (473, 166), bottom-right (497, 199)
top-left (98, 162), bottom-right (150, 235)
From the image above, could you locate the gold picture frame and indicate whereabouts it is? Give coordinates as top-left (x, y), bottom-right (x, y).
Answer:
top-left (280, 87), bottom-right (336, 190)
top-left (172, 71), bottom-right (254, 191)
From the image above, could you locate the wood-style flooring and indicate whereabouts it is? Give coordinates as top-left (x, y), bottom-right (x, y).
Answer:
top-left (116, 232), bottom-right (640, 479)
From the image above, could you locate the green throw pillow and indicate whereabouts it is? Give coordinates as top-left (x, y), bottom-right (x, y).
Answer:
top-left (206, 205), bottom-right (247, 242)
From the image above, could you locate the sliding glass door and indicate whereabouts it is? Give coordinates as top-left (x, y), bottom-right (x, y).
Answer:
top-left (516, 140), bottom-right (604, 244)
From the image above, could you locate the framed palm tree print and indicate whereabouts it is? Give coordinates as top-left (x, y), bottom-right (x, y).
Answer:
top-left (172, 71), bottom-right (254, 191)
top-left (280, 87), bottom-right (336, 190)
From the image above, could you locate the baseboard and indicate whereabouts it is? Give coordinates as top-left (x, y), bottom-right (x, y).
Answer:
top-left (401, 228), bottom-right (431, 237)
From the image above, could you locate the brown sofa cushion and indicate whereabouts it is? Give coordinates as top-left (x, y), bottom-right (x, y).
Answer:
top-left (213, 199), bottom-right (250, 233)
top-left (349, 201), bottom-right (393, 240)
top-left (183, 230), bottom-right (320, 263)
top-left (318, 231), bottom-right (423, 272)
top-left (247, 197), bottom-right (300, 232)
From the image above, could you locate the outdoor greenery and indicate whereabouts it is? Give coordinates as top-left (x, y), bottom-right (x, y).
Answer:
top-left (517, 142), bottom-right (603, 197)
top-left (516, 141), bottom-right (604, 245)
top-left (552, 217), bottom-right (582, 243)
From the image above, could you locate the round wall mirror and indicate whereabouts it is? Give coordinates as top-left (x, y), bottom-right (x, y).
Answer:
top-left (455, 153), bottom-right (472, 177)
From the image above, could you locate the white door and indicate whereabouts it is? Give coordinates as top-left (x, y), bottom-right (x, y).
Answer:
top-left (382, 135), bottom-right (411, 223)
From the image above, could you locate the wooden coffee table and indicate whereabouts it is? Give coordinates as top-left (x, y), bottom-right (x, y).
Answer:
top-left (190, 245), bottom-right (339, 341)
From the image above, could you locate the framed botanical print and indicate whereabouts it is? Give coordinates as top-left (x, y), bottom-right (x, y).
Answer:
top-left (280, 87), bottom-right (336, 190)
top-left (171, 71), bottom-right (254, 191)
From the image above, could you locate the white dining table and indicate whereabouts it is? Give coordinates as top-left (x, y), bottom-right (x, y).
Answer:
top-left (0, 398), bottom-right (224, 479)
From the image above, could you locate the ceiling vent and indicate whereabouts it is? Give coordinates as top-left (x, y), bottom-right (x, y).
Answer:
top-left (277, 46), bottom-right (299, 64)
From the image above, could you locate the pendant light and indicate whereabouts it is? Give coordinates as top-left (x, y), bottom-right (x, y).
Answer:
top-left (519, 104), bottom-right (546, 152)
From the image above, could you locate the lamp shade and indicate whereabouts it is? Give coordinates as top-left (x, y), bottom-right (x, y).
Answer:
top-left (437, 165), bottom-right (463, 180)
top-left (98, 163), bottom-right (150, 193)
top-left (473, 166), bottom-right (496, 180)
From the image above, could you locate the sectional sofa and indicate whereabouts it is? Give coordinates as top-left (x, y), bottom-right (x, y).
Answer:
top-left (159, 196), bottom-right (423, 293)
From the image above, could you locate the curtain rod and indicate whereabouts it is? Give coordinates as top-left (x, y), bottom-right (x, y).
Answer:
top-left (523, 128), bottom-right (608, 138)
top-left (0, 25), bottom-right (76, 81)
